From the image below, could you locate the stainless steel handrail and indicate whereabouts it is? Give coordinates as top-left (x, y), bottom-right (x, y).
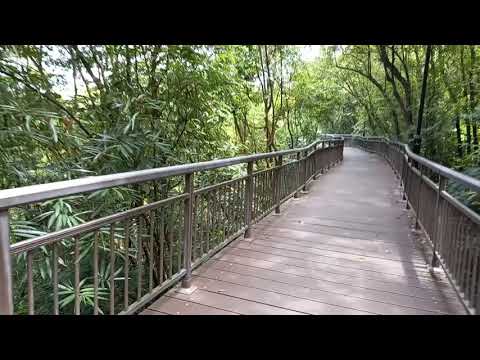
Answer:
top-left (0, 137), bottom-right (343, 210)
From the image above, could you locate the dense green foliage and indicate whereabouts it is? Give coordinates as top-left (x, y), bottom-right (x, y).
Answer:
top-left (334, 46), bottom-right (479, 210)
top-left (1, 45), bottom-right (479, 313)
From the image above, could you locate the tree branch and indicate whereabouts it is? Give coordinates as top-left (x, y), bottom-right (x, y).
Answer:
top-left (0, 66), bottom-right (92, 137)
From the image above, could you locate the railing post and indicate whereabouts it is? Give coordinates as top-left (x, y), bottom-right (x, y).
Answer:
top-left (336, 141), bottom-right (339, 162)
top-left (181, 172), bottom-right (195, 290)
top-left (294, 152), bottom-right (301, 198)
top-left (302, 149), bottom-right (308, 192)
top-left (321, 141), bottom-right (325, 174)
top-left (415, 165), bottom-right (423, 229)
top-left (274, 155), bottom-right (283, 214)
top-left (404, 158), bottom-right (410, 209)
top-left (328, 141), bottom-right (332, 168)
top-left (340, 140), bottom-right (343, 160)
top-left (244, 161), bottom-right (254, 238)
top-left (0, 209), bottom-right (13, 315)
top-left (313, 144), bottom-right (319, 180)
top-left (336, 141), bottom-right (341, 164)
top-left (431, 176), bottom-right (446, 269)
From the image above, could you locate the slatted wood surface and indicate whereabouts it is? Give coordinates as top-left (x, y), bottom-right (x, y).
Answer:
top-left (141, 148), bottom-right (466, 315)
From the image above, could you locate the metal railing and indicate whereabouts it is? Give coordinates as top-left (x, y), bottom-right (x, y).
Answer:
top-left (347, 134), bottom-right (480, 315)
top-left (0, 137), bottom-right (344, 315)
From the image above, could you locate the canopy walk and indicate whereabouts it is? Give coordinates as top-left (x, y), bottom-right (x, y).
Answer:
top-left (1, 136), bottom-right (479, 315)
top-left (142, 147), bottom-right (466, 315)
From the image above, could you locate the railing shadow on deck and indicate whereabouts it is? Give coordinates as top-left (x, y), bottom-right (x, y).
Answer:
top-left (0, 137), bottom-right (344, 315)
top-left (336, 134), bottom-right (480, 315)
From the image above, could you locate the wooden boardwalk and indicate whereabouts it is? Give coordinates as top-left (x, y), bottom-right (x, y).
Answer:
top-left (141, 147), bottom-right (466, 315)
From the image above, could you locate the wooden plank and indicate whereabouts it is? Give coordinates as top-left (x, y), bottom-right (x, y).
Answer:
top-left (252, 226), bottom-right (423, 254)
top-left (182, 276), bottom-right (371, 315)
top-left (140, 309), bottom-right (169, 315)
top-left (232, 240), bottom-right (427, 273)
top-left (148, 295), bottom-right (238, 315)
top-left (260, 216), bottom-right (412, 239)
top-left (214, 251), bottom-right (458, 299)
top-left (171, 288), bottom-right (302, 315)
top-left (241, 237), bottom-right (426, 264)
top-left (212, 240), bottom-right (438, 289)
top-left (196, 260), bottom-right (464, 314)
top-left (261, 214), bottom-right (411, 234)
top-left (254, 222), bottom-right (419, 247)
top-left (227, 244), bottom-right (432, 278)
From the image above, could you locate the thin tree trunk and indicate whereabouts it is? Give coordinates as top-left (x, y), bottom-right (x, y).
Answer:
top-left (461, 46), bottom-right (472, 154)
top-left (469, 46), bottom-right (478, 148)
top-left (413, 45), bottom-right (432, 154)
top-left (455, 116), bottom-right (464, 158)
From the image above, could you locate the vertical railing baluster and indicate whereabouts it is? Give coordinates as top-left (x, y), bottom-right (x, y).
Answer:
top-left (221, 185), bottom-right (227, 240)
top-left (302, 150), bottom-right (308, 192)
top-left (192, 194), bottom-right (198, 260)
top-left (274, 155), bottom-right (283, 214)
top-left (27, 250), bottom-right (34, 315)
top-left (226, 185), bottom-right (232, 237)
top-left (313, 144), bottom-right (319, 180)
top-left (181, 172), bottom-right (194, 289)
top-left (324, 141), bottom-right (328, 166)
top-left (93, 231), bottom-right (99, 315)
top-left (404, 159), bottom-right (411, 209)
top-left (206, 191), bottom-right (211, 251)
top-left (236, 180), bottom-right (241, 231)
top-left (431, 176), bottom-right (446, 268)
top-left (211, 189), bottom-right (217, 248)
top-left (149, 210), bottom-right (154, 293)
top-left (415, 165), bottom-right (423, 229)
top-left (198, 194), bottom-right (203, 258)
top-left (109, 223), bottom-right (115, 315)
top-left (74, 235), bottom-right (80, 315)
top-left (259, 172), bottom-right (264, 215)
top-left (52, 242), bottom-right (59, 315)
top-left (168, 203), bottom-right (173, 279)
top-left (464, 233), bottom-right (473, 301)
top-left (401, 155), bottom-right (406, 191)
top-left (252, 175), bottom-right (257, 222)
top-left (233, 181), bottom-right (238, 232)
top-left (137, 216), bottom-right (143, 301)
top-left (469, 242), bottom-right (478, 308)
top-left (124, 219), bottom-right (130, 311)
top-left (177, 207), bottom-right (182, 273)
top-left (0, 209), bottom-right (13, 315)
top-left (244, 161), bottom-right (254, 238)
top-left (459, 223), bottom-right (468, 291)
top-left (159, 209), bottom-right (164, 284)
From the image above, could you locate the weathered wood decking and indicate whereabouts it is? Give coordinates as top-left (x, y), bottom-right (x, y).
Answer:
top-left (141, 147), bottom-right (466, 315)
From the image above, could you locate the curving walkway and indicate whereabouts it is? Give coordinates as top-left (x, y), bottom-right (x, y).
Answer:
top-left (141, 147), bottom-right (466, 315)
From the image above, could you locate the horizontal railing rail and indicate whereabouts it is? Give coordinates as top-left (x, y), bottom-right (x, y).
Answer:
top-left (0, 136), bottom-right (344, 315)
top-left (347, 134), bottom-right (479, 315)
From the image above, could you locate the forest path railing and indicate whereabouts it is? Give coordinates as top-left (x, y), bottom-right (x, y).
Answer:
top-left (0, 137), bottom-right (344, 315)
top-left (337, 134), bottom-right (480, 315)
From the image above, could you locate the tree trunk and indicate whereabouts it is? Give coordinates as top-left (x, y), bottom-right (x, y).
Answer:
top-left (455, 116), bottom-right (464, 158)
top-left (461, 46), bottom-right (472, 154)
top-left (469, 46), bottom-right (479, 149)
top-left (413, 45), bottom-right (432, 155)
